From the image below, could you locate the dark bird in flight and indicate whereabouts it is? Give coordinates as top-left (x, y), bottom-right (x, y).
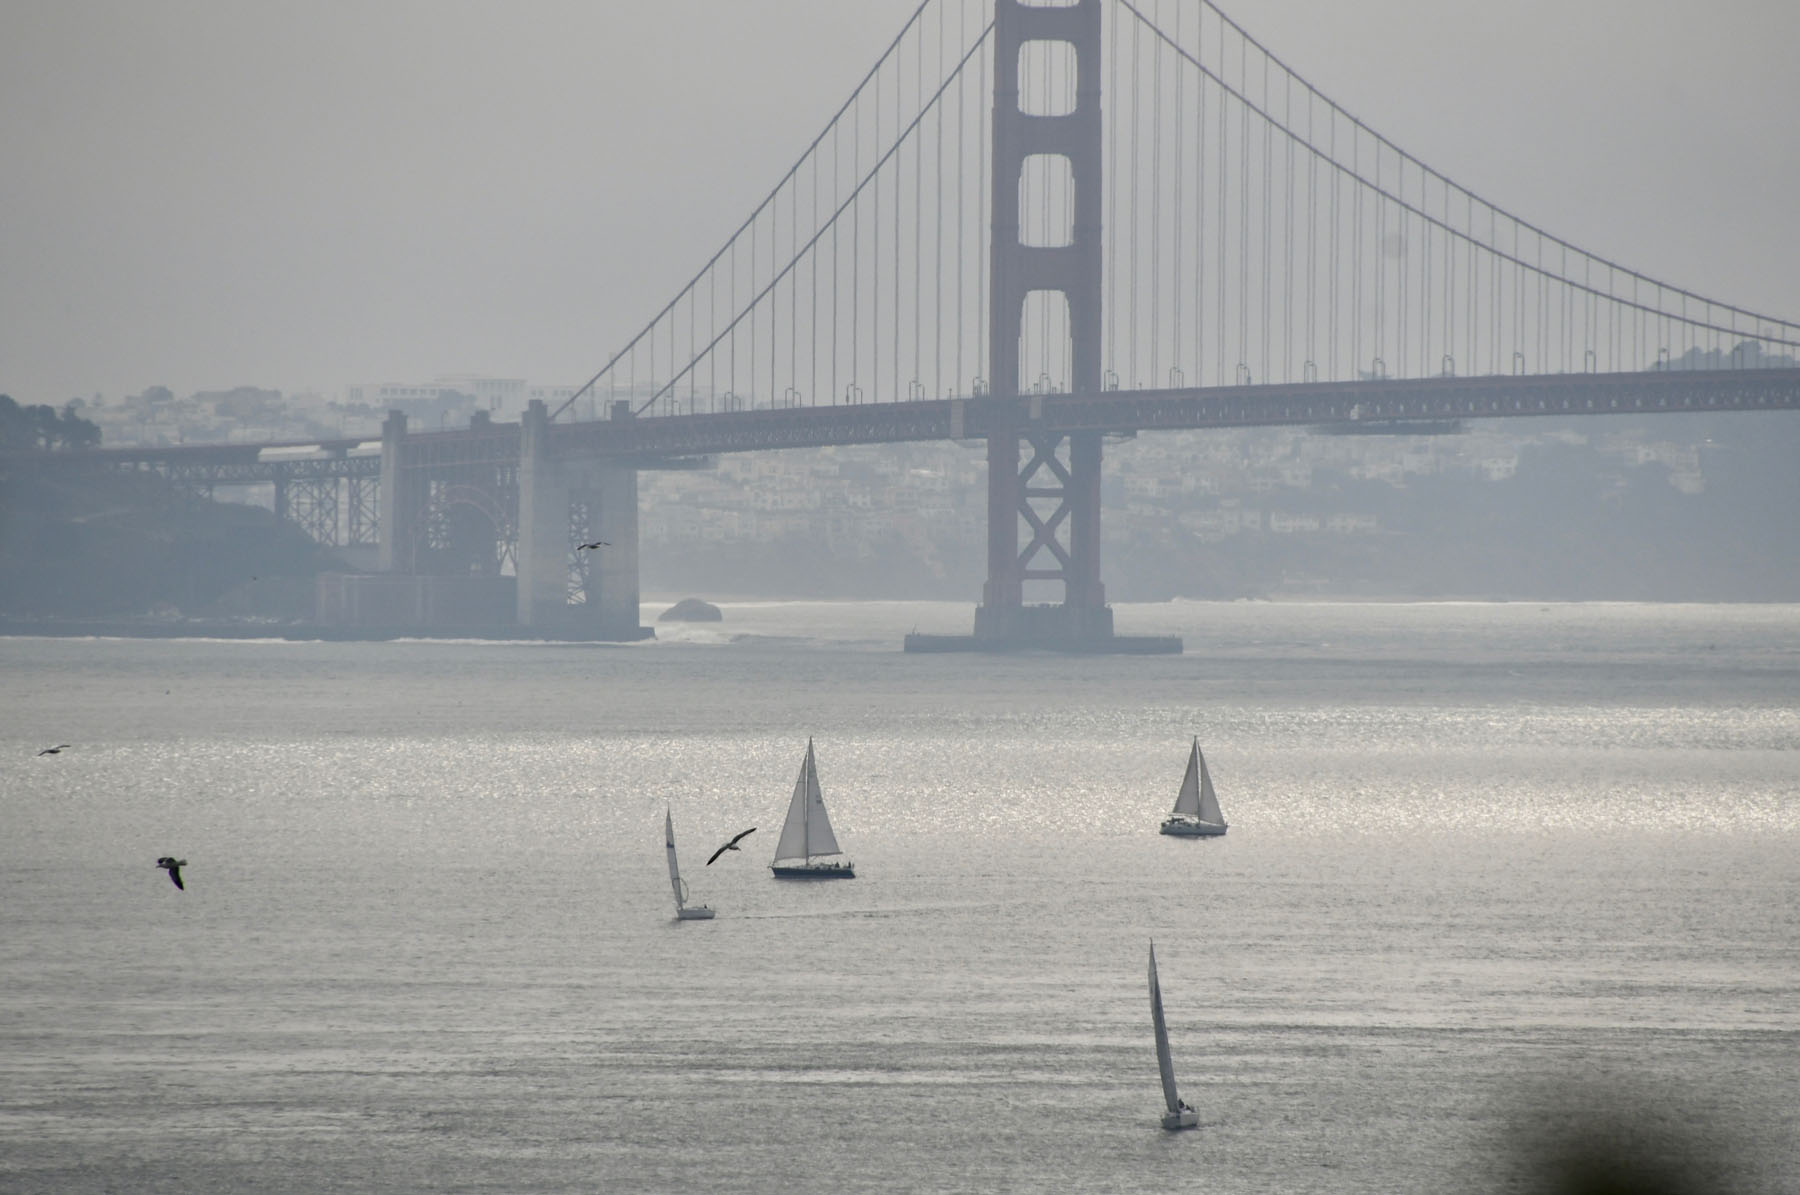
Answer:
top-left (576, 541), bottom-right (610, 551)
top-left (156, 857), bottom-right (187, 890)
top-left (706, 828), bottom-right (757, 865)
top-left (37, 744), bottom-right (71, 756)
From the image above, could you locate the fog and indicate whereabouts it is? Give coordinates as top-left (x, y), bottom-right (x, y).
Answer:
top-left (2, 0), bottom-right (1797, 404)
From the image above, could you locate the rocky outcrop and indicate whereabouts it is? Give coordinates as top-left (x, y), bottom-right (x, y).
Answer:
top-left (659, 597), bottom-right (723, 622)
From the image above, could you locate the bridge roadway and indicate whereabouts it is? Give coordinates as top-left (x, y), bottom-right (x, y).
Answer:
top-left (571, 367), bottom-right (1800, 459)
top-left (22, 367), bottom-right (1800, 480)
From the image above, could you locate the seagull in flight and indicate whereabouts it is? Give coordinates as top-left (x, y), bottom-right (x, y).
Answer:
top-left (37, 744), bottom-right (71, 756)
top-left (706, 828), bottom-right (757, 865)
top-left (576, 541), bottom-right (610, 551)
top-left (155, 857), bottom-right (187, 890)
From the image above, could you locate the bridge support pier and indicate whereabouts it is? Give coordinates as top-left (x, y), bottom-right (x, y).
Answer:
top-left (909, 0), bottom-right (1177, 653)
top-left (377, 410), bottom-right (426, 572)
top-left (516, 399), bottom-right (651, 640)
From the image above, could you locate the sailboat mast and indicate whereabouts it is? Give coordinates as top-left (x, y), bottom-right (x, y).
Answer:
top-left (803, 739), bottom-right (814, 861)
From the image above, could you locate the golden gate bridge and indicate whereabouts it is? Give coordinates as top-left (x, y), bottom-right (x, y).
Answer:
top-left (30, 0), bottom-right (1800, 648)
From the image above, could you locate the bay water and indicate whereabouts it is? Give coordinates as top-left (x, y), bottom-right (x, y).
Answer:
top-left (2, 601), bottom-right (1796, 1192)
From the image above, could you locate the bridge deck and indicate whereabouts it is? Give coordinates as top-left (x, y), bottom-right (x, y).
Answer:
top-left (14, 369), bottom-right (1800, 479)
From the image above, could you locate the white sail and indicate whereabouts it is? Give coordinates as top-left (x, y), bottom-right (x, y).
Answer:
top-left (1195, 744), bottom-right (1224, 825)
top-left (1149, 943), bottom-right (1182, 1116)
top-left (772, 739), bottom-right (842, 863)
top-left (1171, 740), bottom-right (1203, 817)
top-left (665, 808), bottom-right (688, 909)
top-left (1170, 738), bottom-right (1225, 826)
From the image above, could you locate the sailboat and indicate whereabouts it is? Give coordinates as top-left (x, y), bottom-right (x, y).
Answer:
top-left (770, 738), bottom-right (855, 879)
top-left (665, 808), bottom-right (715, 920)
top-left (1159, 737), bottom-right (1228, 837)
top-left (1148, 942), bottom-right (1199, 1131)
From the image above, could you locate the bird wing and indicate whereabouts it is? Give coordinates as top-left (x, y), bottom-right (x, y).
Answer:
top-left (706, 842), bottom-right (730, 866)
top-left (729, 827), bottom-right (757, 848)
top-left (168, 867), bottom-right (184, 890)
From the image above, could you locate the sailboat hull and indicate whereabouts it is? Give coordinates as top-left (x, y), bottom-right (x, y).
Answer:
top-left (676, 906), bottom-right (716, 920)
top-left (1160, 818), bottom-right (1227, 837)
top-left (771, 860), bottom-right (856, 879)
top-left (1161, 1109), bottom-right (1199, 1131)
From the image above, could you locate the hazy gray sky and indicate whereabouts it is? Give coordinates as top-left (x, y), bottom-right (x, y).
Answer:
top-left (3, 0), bottom-right (1796, 404)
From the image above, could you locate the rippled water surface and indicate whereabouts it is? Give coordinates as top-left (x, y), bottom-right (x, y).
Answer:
top-left (2, 601), bottom-right (1797, 1193)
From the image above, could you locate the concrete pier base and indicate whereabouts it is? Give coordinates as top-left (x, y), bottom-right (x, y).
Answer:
top-left (904, 603), bottom-right (1181, 654)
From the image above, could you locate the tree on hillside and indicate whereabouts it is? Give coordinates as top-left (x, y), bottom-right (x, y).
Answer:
top-left (0, 396), bottom-right (103, 451)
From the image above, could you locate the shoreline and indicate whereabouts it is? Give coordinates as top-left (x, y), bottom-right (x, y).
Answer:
top-left (0, 618), bottom-right (656, 644)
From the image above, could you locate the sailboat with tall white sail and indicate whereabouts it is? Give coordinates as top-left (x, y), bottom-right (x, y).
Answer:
top-left (770, 739), bottom-right (855, 879)
top-left (1148, 942), bottom-right (1198, 1131)
top-left (1160, 737), bottom-right (1228, 837)
top-left (664, 808), bottom-right (715, 920)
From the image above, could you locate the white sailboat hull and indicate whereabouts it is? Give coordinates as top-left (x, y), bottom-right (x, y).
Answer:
top-left (676, 905), bottom-right (716, 920)
top-left (1162, 1108), bottom-right (1199, 1131)
top-left (1160, 817), bottom-right (1227, 837)
top-left (770, 859), bottom-right (855, 879)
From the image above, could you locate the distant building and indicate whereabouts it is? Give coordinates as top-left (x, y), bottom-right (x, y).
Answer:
top-left (343, 376), bottom-right (579, 423)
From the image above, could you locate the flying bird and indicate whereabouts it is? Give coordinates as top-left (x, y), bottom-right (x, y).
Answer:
top-left (155, 857), bottom-right (187, 890)
top-left (37, 744), bottom-right (71, 755)
top-left (706, 828), bottom-right (757, 865)
top-left (576, 541), bottom-right (610, 551)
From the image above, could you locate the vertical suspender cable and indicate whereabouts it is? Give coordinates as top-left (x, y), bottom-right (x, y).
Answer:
top-left (1195, 7), bottom-right (1206, 384)
top-left (1328, 111), bottom-right (1338, 381)
top-left (1216, 23), bottom-right (1227, 383)
top-left (1351, 127), bottom-right (1360, 376)
top-left (977, 32), bottom-right (986, 390)
top-left (916, 24), bottom-right (925, 397)
top-left (933, 0), bottom-right (944, 398)
top-left (1283, 72), bottom-right (1293, 383)
top-left (955, 0), bottom-right (966, 394)
top-left (894, 38), bottom-right (904, 403)
top-left (1305, 85), bottom-right (1315, 374)
top-left (1237, 36), bottom-right (1248, 378)
top-left (1129, 13), bottom-right (1141, 384)
top-left (1151, 5), bottom-right (1162, 386)
top-left (1166, 1), bottom-right (1180, 383)
top-left (867, 60), bottom-right (874, 403)
top-left (1260, 54), bottom-right (1271, 384)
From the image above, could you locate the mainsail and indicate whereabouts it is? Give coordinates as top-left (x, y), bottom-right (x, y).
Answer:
top-left (1149, 943), bottom-right (1182, 1116)
top-left (664, 808), bottom-right (688, 908)
top-left (772, 739), bottom-right (842, 863)
top-left (1171, 738), bottom-right (1224, 824)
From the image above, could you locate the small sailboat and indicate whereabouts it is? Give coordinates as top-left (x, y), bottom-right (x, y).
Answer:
top-left (1149, 942), bottom-right (1199, 1131)
top-left (1160, 737), bottom-right (1228, 837)
top-left (770, 738), bottom-right (855, 879)
top-left (665, 808), bottom-right (715, 920)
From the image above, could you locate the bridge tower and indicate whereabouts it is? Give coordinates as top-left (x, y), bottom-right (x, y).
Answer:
top-left (515, 399), bottom-right (651, 639)
top-left (949, 0), bottom-right (1174, 652)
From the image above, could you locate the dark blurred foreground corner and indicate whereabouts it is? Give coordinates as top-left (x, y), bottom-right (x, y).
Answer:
top-left (1508, 1081), bottom-right (1734, 1195)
